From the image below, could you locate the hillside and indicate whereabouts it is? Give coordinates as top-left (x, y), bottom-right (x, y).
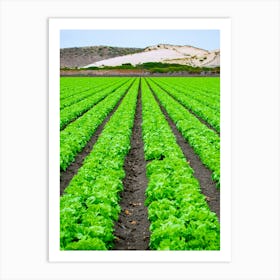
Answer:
top-left (60, 46), bottom-right (144, 68)
top-left (83, 44), bottom-right (220, 68)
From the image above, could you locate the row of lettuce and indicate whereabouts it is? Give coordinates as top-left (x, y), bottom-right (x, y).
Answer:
top-left (141, 79), bottom-right (219, 250)
top-left (60, 79), bottom-right (139, 250)
top-left (146, 79), bottom-right (220, 186)
top-left (60, 79), bottom-right (121, 110)
top-left (60, 77), bottom-right (220, 250)
top-left (60, 77), bottom-right (122, 100)
top-left (60, 79), bottom-right (134, 171)
top-left (149, 78), bottom-right (220, 133)
top-left (60, 78), bottom-right (131, 130)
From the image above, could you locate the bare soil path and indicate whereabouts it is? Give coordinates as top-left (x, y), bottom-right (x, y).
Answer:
top-left (113, 80), bottom-right (150, 250)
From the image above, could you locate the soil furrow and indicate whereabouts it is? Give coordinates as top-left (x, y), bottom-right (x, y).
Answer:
top-left (113, 78), bottom-right (150, 250)
top-left (149, 79), bottom-right (220, 136)
top-left (60, 80), bottom-right (135, 196)
top-left (147, 81), bottom-right (220, 220)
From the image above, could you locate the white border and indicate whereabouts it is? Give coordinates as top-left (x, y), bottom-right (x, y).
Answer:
top-left (49, 18), bottom-right (231, 262)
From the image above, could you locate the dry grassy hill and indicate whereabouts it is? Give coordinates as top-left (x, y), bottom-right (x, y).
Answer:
top-left (60, 46), bottom-right (144, 68)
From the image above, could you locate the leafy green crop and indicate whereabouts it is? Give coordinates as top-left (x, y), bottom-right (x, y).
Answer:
top-left (60, 78), bottom-right (139, 250)
top-left (60, 78), bottom-right (135, 171)
top-left (152, 77), bottom-right (220, 111)
top-left (65, 238), bottom-right (107, 250)
top-left (141, 78), bottom-right (220, 250)
top-left (146, 79), bottom-right (220, 187)
top-left (60, 78), bottom-right (131, 130)
top-left (60, 78), bottom-right (122, 110)
top-left (148, 78), bottom-right (220, 133)
top-left (60, 76), bottom-right (220, 251)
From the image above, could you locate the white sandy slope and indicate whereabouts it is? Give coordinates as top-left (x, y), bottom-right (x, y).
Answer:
top-left (83, 44), bottom-right (220, 68)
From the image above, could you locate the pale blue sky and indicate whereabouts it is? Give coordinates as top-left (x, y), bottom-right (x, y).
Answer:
top-left (60, 30), bottom-right (219, 51)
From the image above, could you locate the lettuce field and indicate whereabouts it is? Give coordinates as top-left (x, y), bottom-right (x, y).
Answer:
top-left (60, 77), bottom-right (220, 250)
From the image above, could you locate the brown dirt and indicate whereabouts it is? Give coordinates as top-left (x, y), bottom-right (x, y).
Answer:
top-left (147, 81), bottom-right (220, 220)
top-left (60, 70), bottom-right (220, 77)
top-left (113, 79), bottom-right (150, 250)
top-left (60, 82), bottom-right (133, 196)
top-left (60, 69), bottom-right (148, 77)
